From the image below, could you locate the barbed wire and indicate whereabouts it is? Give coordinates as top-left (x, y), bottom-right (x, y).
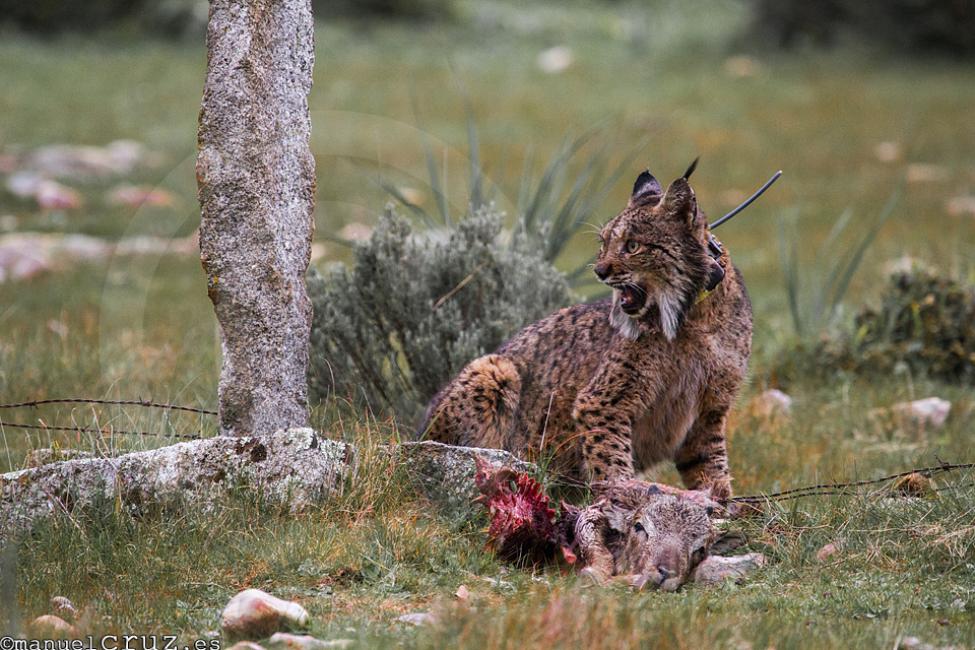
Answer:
top-left (0, 420), bottom-right (202, 441)
top-left (731, 462), bottom-right (975, 503)
top-left (0, 397), bottom-right (216, 416)
top-left (1, 396), bottom-right (972, 504)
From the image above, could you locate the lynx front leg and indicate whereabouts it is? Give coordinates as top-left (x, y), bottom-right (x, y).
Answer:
top-left (572, 390), bottom-right (642, 483)
top-left (675, 407), bottom-right (733, 502)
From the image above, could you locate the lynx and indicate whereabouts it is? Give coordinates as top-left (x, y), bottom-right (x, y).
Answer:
top-left (420, 163), bottom-right (752, 500)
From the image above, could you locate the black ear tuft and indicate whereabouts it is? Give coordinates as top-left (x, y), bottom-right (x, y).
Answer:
top-left (682, 156), bottom-right (700, 181)
top-left (631, 169), bottom-right (662, 203)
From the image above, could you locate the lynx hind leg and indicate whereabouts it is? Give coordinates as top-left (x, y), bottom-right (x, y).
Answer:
top-left (422, 354), bottom-right (521, 450)
top-left (674, 407), bottom-right (733, 502)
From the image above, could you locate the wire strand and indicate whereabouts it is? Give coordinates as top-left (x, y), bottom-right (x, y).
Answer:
top-left (0, 420), bottom-right (202, 441)
top-left (0, 397), bottom-right (216, 416)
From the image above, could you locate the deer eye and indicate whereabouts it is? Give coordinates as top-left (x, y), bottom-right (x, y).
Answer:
top-left (634, 522), bottom-right (646, 534)
top-left (625, 240), bottom-right (641, 254)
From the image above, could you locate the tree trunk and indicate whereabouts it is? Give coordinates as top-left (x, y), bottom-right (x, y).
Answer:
top-left (197, 0), bottom-right (316, 436)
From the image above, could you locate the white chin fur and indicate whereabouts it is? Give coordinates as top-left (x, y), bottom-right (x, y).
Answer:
top-left (610, 292), bottom-right (642, 341)
top-left (610, 289), bottom-right (683, 341)
top-left (658, 291), bottom-right (682, 341)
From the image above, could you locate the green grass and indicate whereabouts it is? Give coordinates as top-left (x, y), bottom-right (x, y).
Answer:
top-left (2, 0), bottom-right (975, 647)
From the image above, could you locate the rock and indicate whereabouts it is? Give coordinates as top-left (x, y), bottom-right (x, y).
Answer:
top-left (1, 433), bottom-right (534, 543)
top-left (891, 398), bottom-right (951, 430)
top-left (816, 541), bottom-right (842, 562)
top-left (724, 55), bottom-right (761, 78)
top-left (197, 0), bottom-right (316, 437)
top-left (268, 634), bottom-right (353, 650)
top-left (0, 232), bottom-right (197, 284)
top-left (906, 163), bottom-right (949, 184)
top-left (227, 643), bottom-right (266, 650)
top-left (50, 596), bottom-right (77, 621)
top-left (945, 195), bottom-right (975, 217)
top-left (396, 612), bottom-right (436, 626)
top-left (396, 441), bottom-right (536, 520)
top-left (1, 428), bottom-right (351, 536)
top-left (29, 614), bottom-right (76, 638)
top-left (691, 553), bottom-right (766, 586)
top-left (454, 584), bottom-right (470, 601)
top-left (873, 141), bottom-right (902, 163)
top-left (25, 140), bottom-right (150, 179)
top-left (536, 46), bottom-right (573, 74)
top-left (221, 589), bottom-right (309, 641)
top-left (26, 449), bottom-right (94, 469)
top-left (106, 185), bottom-right (177, 209)
top-left (338, 222), bottom-right (373, 242)
top-left (749, 389), bottom-right (793, 420)
top-left (6, 173), bottom-right (83, 210)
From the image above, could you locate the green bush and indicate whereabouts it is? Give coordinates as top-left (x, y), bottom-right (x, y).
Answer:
top-left (307, 205), bottom-right (572, 423)
top-left (776, 266), bottom-right (975, 385)
top-left (749, 0), bottom-right (975, 57)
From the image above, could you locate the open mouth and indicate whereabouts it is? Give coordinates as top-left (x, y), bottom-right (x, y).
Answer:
top-left (617, 285), bottom-right (646, 316)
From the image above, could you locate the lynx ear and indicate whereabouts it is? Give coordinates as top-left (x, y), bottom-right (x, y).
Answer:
top-left (628, 169), bottom-right (662, 207)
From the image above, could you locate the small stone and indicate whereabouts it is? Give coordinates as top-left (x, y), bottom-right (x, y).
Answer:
top-left (227, 643), bottom-right (267, 650)
top-left (396, 612), bottom-right (436, 626)
top-left (396, 187), bottom-right (425, 206)
top-left (891, 397), bottom-right (951, 430)
top-left (29, 614), bottom-right (76, 638)
top-left (454, 584), bottom-right (470, 601)
top-left (724, 55), bottom-right (761, 78)
top-left (536, 46), bottom-right (573, 74)
top-left (816, 542), bottom-right (841, 562)
top-left (749, 389), bottom-right (793, 419)
top-left (338, 222), bottom-right (373, 242)
top-left (268, 633), bottom-right (352, 650)
top-left (946, 195), bottom-right (975, 217)
top-left (874, 141), bottom-right (901, 163)
top-left (106, 184), bottom-right (176, 209)
top-left (691, 553), bottom-right (766, 586)
top-left (27, 449), bottom-right (93, 469)
top-left (50, 596), bottom-right (77, 621)
top-left (906, 163), bottom-right (949, 184)
top-left (221, 589), bottom-right (309, 641)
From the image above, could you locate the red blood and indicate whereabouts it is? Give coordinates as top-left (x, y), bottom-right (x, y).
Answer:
top-left (473, 458), bottom-right (559, 565)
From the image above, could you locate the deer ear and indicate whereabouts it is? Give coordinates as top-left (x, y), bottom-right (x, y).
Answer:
top-left (709, 531), bottom-right (747, 555)
top-left (628, 169), bottom-right (662, 207)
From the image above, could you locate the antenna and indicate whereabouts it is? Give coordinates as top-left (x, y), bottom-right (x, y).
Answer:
top-left (710, 170), bottom-right (783, 230)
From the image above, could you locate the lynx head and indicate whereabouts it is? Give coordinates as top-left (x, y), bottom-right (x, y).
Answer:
top-left (615, 494), bottom-right (716, 592)
top-left (595, 160), bottom-right (719, 340)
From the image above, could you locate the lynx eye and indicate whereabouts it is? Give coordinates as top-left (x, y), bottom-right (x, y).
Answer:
top-left (625, 240), bottom-right (641, 254)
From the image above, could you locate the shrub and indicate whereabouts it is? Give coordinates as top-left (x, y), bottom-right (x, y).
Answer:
top-left (307, 205), bottom-right (572, 424)
top-left (748, 0), bottom-right (975, 57)
top-left (776, 266), bottom-right (975, 385)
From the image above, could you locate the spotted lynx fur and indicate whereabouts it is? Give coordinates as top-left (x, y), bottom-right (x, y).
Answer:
top-left (420, 165), bottom-right (752, 500)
